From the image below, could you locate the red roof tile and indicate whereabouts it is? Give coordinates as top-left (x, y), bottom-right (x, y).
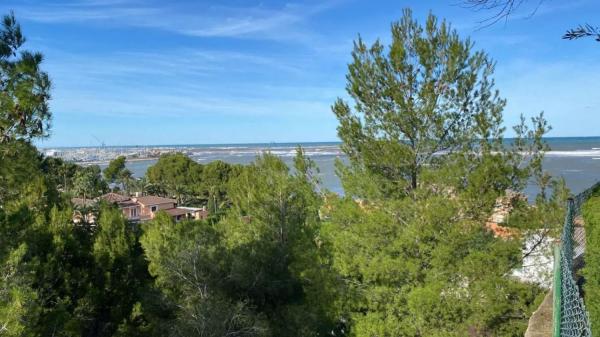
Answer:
top-left (134, 195), bottom-right (176, 206)
top-left (99, 193), bottom-right (130, 203)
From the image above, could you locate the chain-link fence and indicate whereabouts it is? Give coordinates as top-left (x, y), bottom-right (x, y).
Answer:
top-left (553, 182), bottom-right (600, 337)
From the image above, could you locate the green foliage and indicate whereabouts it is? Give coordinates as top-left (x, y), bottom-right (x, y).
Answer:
top-left (128, 176), bottom-right (159, 198)
top-left (103, 156), bottom-right (126, 184)
top-left (141, 212), bottom-right (269, 337)
top-left (0, 187), bottom-right (154, 337)
top-left (0, 244), bottom-right (38, 337)
top-left (41, 156), bottom-right (79, 193)
top-left (0, 140), bottom-right (49, 207)
top-left (146, 153), bottom-right (241, 211)
top-left (103, 156), bottom-right (133, 194)
top-left (326, 9), bottom-right (552, 337)
top-left (83, 206), bottom-right (153, 337)
top-left (0, 12), bottom-right (255, 337)
top-left (333, 8), bottom-right (508, 198)
top-left (322, 194), bottom-right (544, 336)
top-left (140, 152), bottom-right (338, 336)
top-left (509, 177), bottom-right (568, 232)
top-left (220, 153), bottom-right (335, 336)
top-left (0, 140), bottom-right (150, 337)
top-left (0, 10), bottom-right (568, 337)
top-left (73, 165), bottom-right (108, 201)
top-left (146, 153), bottom-right (202, 203)
top-left (0, 12), bottom-right (51, 143)
top-left (582, 193), bottom-right (600, 332)
top-left (201, 160), bottom-right (241, 215)
top-left (0, 144), bottom-right (86, 336)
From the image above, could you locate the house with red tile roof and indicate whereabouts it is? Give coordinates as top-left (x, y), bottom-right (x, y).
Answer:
top-left (97, 193), bottom-right (208, 222)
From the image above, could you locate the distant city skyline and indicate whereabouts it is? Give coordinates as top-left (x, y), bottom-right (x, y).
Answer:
top-left (2, 0), bottom-right (599, 147)
top-left (38, 137), bottom-right (600, 149)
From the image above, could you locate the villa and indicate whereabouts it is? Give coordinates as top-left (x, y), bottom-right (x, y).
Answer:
top-left (74, 192), bottom-right (209, 223)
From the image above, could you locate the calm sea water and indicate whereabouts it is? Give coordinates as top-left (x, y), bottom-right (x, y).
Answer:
top-left (91, 138), bottom-right (600, 198)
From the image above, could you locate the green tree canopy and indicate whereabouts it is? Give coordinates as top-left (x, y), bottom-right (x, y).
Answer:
top-left (85, 206), bottom-right (153, 337)
top-left (141, 152), bottom-right (338, 337)
top-left (141, 212), bottom-right (268, 337)
top-left (582, 192), bottom-right (600, 331)
top-left (146, 153), bottom-right (202, 203)
top-left (103, 156), bottom-right (126, 184)
top-left (0, 12), bottom-right (51, 144)
top-left (103, 156), bottom-right (133, 194)
top-left (145, 153), bottom-right (241, 209)
top-left (41, 156), bottom-right (79, 193)
top-left (325, 9), bottom-right (553, 337)
top-left (0, 13), bottom-right (153, 337)
top-left (199, 160), bottom-right (240, 214)
top-left (333, 8), bottom-right (509, 198)
top-left (218, 152), bottom-right (336, 336)
top-left (0, 140), bottom-right (48, 206)
top-left (0, 9), bottom-right (569, 337)
top-left (73, 165), bottom-right (108, 201)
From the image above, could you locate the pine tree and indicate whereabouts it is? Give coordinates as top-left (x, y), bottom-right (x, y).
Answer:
top-left (0, 12), bottom-right (51, 144)
top-left (326, 9), bottom-right (551, 336)
top-left (333, 8), bottom-right (507, 198)
top-left (219, 152), bottom-right (336, 336)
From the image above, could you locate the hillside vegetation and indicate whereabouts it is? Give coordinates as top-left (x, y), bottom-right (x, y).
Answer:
top-left (0, 9), bottom-right (569, 337)
top-left (582, 192), bottom-right (600, 332)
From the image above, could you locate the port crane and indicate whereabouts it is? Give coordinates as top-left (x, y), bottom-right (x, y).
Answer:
top-left (92, 135), bottom-right (106, 148)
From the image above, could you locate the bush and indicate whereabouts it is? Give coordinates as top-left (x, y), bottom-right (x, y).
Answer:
top-left (581, 194), bottom-right (600, 332)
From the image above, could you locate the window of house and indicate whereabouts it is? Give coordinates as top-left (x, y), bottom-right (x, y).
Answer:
top-left (131, 208), bottom-right (137, 217)
top-left (151, 206), bottom-right (157, 212)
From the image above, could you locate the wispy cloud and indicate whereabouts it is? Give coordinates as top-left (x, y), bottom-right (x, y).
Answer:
top-left (40, 46), bottom-right (342, 120)
top-left (9, 0), bottom-right (342, 41)
top-left (53, 89), bottom-right (334, 119)
top-left (45, 48), bottom-right (308, 80)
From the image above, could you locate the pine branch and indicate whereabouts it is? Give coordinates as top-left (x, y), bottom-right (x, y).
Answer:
top-left (462, 0), bottom-right (600, 43)
top-left (563, 24), bottom-right (600, 42)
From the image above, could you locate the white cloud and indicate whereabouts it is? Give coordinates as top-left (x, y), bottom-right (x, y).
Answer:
top-left (44, 48), bottom-right (308, 81)
top-left (51, 86), bottom-right (335, 119)
top-left (38, 47), bottom-right (342, 120)
top-left (9, 0), bottom-right (342, 41)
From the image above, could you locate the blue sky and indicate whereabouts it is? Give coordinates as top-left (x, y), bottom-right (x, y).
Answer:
top-left (2, 0), bottom-right (599, 147)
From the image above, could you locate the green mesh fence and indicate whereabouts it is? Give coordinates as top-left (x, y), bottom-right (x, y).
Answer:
top-left (553, 182), bottom-right (600, 337)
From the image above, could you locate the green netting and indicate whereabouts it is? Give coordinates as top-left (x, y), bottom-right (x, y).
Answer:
top-left (554, 182), bottom-right (600, 337)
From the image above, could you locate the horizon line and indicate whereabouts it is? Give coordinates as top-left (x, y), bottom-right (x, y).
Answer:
top-left (38, 136), bottom-right (600, 149)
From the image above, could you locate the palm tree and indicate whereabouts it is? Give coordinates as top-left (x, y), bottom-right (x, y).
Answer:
top-left (119, 169), bottom-right (134, 196)
top-left (73, 170), bottom-right (95, 204)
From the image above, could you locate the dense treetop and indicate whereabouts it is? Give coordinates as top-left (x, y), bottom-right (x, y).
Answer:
top-left (0, 12), bottom-right (51, 144)
top-left (334, 9), bottom-right (509, 197)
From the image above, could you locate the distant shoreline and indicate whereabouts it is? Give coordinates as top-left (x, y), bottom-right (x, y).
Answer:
top-left (78, 157), bottom-right (159, 166)
top-left (42, 138), bottom-right (600, 168)
top-left (38, 137), bottom-right (600, 150)
top-left (39, 141), bottom-right (343, 150)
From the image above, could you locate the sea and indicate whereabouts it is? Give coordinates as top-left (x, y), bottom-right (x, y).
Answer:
top-left (52, 137), bottom-right (600, 199)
